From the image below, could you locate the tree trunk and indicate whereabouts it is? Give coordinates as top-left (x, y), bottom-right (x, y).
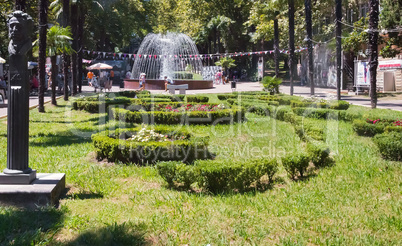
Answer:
top-left (288, 0), bottom-right (295, 95)
top-left (38, 0), bottom-right (48, 112)
top-left (63, 0), bottom-right (70, 101)
top-left (15, 0), bottom-right (26, 11)
top-left (304, 0), bottom-right (314, 95)
top-left (274, 18), bottom-right (280, 78)
top-left (50, 56), bottom-right (57, 105)
top-left (77, 6), bottom-right (85, 93)
top-left (369, 0), bottom-right (379, 108)
top-left (336, 0), bottom-right (342, 100)
top-left (71, 3), bottom-right (78, 95)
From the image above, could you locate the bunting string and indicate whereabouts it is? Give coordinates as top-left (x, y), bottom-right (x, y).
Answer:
top-left (82, 47), bottom-right (309, 61)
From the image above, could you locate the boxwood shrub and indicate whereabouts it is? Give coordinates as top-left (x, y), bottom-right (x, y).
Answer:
top-left (290, 100), bottom-right (349, 110)
top-left (306, 142), bottom-right (333, 167)
top-left (187, 96), bottom-right (209, 103)
top-left (352, 119), bottom-right (385, 136)
top-left (373, 132), bottom-right (402, 161)
top-left (72, 97), bottom-right (134, 113)
top-left (157, 158), bottom-right (279, 193)
top-left (282, 153), bottom-right (310, 179)
top-left (110, 107), bottom-right (245, 125)
top-left (92, 126), bottom-right (210, 164)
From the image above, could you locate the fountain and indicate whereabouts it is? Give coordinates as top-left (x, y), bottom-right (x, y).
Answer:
top-left (124, 32), bottom-right (213, 90)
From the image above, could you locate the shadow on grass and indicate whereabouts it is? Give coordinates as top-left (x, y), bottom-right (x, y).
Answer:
top-left (166, 176), bottom-right (283, 196)
top-left (30, 131), bottom-right (92, 147)
top-left (65, 222), bottom-right (149, 246)
top-left (64, 191), bottom-right (104, 200)
top-left (0, 207), bottom-right (65, 245)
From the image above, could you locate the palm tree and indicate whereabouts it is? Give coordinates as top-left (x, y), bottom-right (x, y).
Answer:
top-left (304, 0), bottom-right (314, 95)
top-left (369, 0), bottom-right (379, 108)
top-left (62, 0), bottom-right (70, 101)
top-left (288, 0), bottom-right (295, 96)
top-left (207, 16), bottom-right (234, 53)
top-left (38, 0), bottom-right (48, 113)
top-left (45, 25), bottom-right (73, 105)
top-left (215, 57), bottom-right (236, 77)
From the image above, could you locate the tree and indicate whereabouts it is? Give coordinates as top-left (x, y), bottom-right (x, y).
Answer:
top-left (304, 0), bottom-right (314, 95)
top-left (336, 0), bottom-right (342, 100)
top-left (38, 0), bottom-right (48, 112)
top-left (62, 0), bottom-right (70, 101)
top-left (215, 57), bottom-right (236, 76)
top-left (41, 25), bottom-right (73, 105)
top-left (288, 0), bottom-right (295, 96)
top-left (369, 0), bottom-right (379, 109)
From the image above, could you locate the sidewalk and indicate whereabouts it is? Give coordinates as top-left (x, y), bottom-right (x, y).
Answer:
top-left (280, 85), bottom-right (402, 111)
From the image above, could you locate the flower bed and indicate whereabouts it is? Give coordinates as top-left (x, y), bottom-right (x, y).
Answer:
top-left (92, 125), bottom-right (210, 164)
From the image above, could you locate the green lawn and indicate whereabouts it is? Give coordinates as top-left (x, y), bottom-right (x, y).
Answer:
top-left (0, 96), bottom-right (401, 245)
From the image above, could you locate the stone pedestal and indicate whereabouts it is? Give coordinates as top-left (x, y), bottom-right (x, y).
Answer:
top-left (0, 173), bottom-right (65, 208)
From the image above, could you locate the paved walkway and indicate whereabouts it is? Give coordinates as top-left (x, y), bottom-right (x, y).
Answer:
top-left (0, 82), bottom-right (400, 118)
top-left (280, 85), bottom-right (402, 111)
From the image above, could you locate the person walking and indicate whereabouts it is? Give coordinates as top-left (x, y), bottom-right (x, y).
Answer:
top-left (139, 73), bottom-right (146, 91)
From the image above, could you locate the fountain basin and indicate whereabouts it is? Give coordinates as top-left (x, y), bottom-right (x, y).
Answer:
top-left (124, 79), bottom-right (213, 90)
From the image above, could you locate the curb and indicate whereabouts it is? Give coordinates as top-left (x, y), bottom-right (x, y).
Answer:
top-left (0, 96), bottom-right (64, 120)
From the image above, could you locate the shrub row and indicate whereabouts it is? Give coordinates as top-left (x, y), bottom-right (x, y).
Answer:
top-left (186, 96), bottom-right (209, 103)
top-left (227, 99), bottom-right (280, 107)
top-left (290, 100), bottom-right (350, 110)
top-left (110, 107), bottom-right (246, 125)
top-left (352, 119), bottom-right (402, 137)
top-left (72, 97), bottom-right (134, 113)
top-left (157, 158), bottom-right (279, 192)
top-left (136, 94), bottom-right (185, 101)
top-left (373, 132), bottom-right (402, 161)
top-left (92, 127), bottom-right (210, 164)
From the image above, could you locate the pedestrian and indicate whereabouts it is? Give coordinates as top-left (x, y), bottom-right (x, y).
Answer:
top-left (87, 70), bottom-right (94, 86)
top-left (164, 75), bottom-right (173, 91)
top-left (139, 73), bottom-right (146, 91)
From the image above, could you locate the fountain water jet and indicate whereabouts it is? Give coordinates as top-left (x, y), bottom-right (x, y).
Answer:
top-left (125, 32), bottom-right (213, 90)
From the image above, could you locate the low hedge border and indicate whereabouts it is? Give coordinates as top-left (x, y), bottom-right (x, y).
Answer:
top-left (290, 100), bottom-right (350, 110)
top-left (187, 96), bottom-right (209, 103)
top-left (373, 132), bottom-right (402, 161)
top-left (92, 126), bottom-right (210, 164)
top-left (157, 158), bottom-right (279, 192)
top-left (137, 94), bottom-right (185, 101)
top-left (110, 107), bottom-right (245, 125)
top-left (72, 97), bottom-right (136, 113)
top-left (352, 119), bottom-right (402, 137)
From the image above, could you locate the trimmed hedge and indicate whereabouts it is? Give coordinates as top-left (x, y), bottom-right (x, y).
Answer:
top-left (157, 158), bottom-right (279, 192)
top-left (110, 107), bottom-right (245, 125)
top-left (373, 132), bottom-right (402, 161)
top-left (352, 120), bottom-right (385, 137)
top-left (282, 153), bottom-right (310, 179)
top-left (139, 98), bottom-right (172, 103)
top-left (92, 127), bottom-right (210, 164)
top-left (290, 100), bottom-right (349, 110)
top-left (306, 142), bottom-right (333, 167)
top-left (187, 96), bottom-right (209, 103)
top-left (292, 107), bottom-right (340, 120)
top-left (72, 97), bottom-right (134, 113)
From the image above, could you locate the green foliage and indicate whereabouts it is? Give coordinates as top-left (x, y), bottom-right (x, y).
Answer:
top-left (157, 158), bottom-right (279, 193)
top-left (290, 100), bottom-right (349, 110)
top-left (261, 76), bottom-right (282, 94)
top-left (91, 127), bottom-right (210, 164)
top-left (72, 97), bottom-right (133, 113)
top-left (186, 96), bottom-right (209, 103)
top-left (373, 132), bottom-right (402, 161)
top-left (173, 72), bottom-right (193, 80)
top-left (342, 17), bottom-right (369, 55)
top-left (282, 153), bottom-right (310, 179)
top-left (215, 57), bottom-right (236, 71)
top-left (34, 25), bottom-right (73, 57)
top-left (352, 120), bottom-right (386, 137)
top-left (306, 142), bottom-right (333, 168)
top-left (111, 107), bottom-right (245, 125)
top-left (292, 107), bottom-right (340, 120)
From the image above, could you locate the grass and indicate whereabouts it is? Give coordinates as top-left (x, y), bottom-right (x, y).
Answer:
top-left (0, 95), bottom-right (401, 245)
